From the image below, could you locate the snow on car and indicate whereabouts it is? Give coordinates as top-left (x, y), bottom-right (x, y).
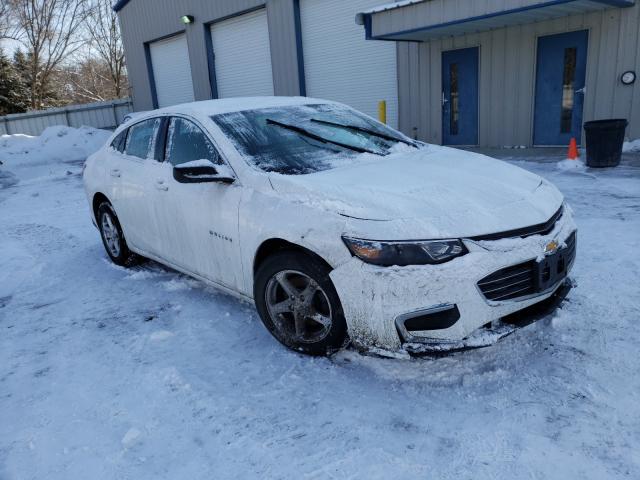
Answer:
top-left (83, 97), bottom-right (577, 355)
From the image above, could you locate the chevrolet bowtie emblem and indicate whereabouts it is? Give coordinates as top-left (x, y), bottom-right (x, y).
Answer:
top-left (544, 240), bottom-right (560, 254)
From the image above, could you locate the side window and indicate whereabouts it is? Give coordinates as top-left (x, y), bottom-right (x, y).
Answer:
top-left (110, 129), bottom-right (127, 153)
top-left (165, 117), bottom-right (222, 166)
top-left (125, 118), bottom-right (161, 159)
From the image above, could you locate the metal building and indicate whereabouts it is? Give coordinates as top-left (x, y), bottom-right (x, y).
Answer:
top-left (115, 0), bottom-right (640, 147)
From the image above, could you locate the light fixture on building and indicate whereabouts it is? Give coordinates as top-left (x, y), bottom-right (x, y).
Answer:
top-left (621, 71), bottom-right (636, 85)
top-left (181, 15), bottom-right (195, 24)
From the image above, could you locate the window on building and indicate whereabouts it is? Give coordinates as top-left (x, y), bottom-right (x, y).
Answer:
top-left (560, 47), bottom-right (577, 133)
top-left (449, 63), bottom-right (459, 135)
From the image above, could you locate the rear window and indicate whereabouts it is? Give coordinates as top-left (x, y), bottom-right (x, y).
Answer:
top-left (125, 118), bottom-right (161, 160)
top-left (110, 130), bottom-right (127, 153)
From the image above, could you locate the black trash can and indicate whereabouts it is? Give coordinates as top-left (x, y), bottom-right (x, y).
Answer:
top-left (583, 119), bottom-right (628, 168)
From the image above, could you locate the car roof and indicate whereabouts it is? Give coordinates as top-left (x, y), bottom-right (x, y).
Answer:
top-left (153, 96), bottom-right (334, 119)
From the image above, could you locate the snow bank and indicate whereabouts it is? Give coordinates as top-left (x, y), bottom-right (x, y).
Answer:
top-left (622, 138), bottom-right (640, 153)
top-left (0, 125), bottom-right (110, 159)
top-left (0, 125), bottom-right (110, 180)
top-left (556, 158), bottom-right (586, 171)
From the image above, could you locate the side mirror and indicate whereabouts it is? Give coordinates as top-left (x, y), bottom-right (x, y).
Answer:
top-left (173, 160), bottom-right (235, 184)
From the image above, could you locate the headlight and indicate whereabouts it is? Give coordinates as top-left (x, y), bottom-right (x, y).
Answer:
top-left (342, 236), bottom-right (467, 267)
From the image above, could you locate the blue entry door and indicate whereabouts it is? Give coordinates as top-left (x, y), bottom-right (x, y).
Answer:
top-left (534, 30), bottom-right (588, 145)
top-left (442, 47), bottom-right (479, 145)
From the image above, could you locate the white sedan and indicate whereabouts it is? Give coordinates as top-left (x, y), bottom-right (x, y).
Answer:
top-left (83, 97), bottom-right (576, 356)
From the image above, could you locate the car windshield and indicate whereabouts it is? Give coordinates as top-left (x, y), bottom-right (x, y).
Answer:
top-left (212, 103), bottom-right (418, 175)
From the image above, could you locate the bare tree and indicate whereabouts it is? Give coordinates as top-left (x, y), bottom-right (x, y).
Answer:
top-left (84, 0), bottom-right (127, 98)
top-left (0, 0), bottom-right (14, 39)
top-left (9, 0), bottom-right (89, 109)
top-left (58, 55), bottom-right (125, 103)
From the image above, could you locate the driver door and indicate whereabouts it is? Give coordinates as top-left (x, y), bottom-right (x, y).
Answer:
top-left (150, 116), bottom-right (244, 291)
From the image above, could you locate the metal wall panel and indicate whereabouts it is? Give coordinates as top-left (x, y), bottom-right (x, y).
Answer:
top-left (370, 0), bottom-right (634, 40)
top-left (266, 0), bottom-right (303, 96)
top-left (0, 99), bottom-right (133, 136)
top-left (117, 0), bottom-right (302, 112)
top-left (397, 3), bottom-right (640, 146)
top-left (299, 0), bottom-right (399, 128)
top-left (373, 0), bottom-right (547, 37)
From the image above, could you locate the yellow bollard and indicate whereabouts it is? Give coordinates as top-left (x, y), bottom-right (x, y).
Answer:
top-left (378, 100), bottom-right (387, 124)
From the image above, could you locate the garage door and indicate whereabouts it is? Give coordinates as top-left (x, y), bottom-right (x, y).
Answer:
top-left (210, 8), bottom-right (274, 98)
top-left (299, 0), bottom-right (398, 128)
top-left (149, 34), bottom-right (195, 108)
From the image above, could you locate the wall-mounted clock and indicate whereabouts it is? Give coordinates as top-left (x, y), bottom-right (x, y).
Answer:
top-left (621, 71), bottom-right (636, 85)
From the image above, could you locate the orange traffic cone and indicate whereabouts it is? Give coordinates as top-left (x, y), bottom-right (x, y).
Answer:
top-left (567, 137), bottom-right (579, 160)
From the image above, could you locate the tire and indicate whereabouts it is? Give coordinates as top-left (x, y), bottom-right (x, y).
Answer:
top-left (96, 201), bottom-right (139, 267)
top-left (254, 251), bottom-right (348, 356)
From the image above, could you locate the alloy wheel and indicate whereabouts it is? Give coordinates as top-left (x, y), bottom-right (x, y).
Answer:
top-left (265, 270), bottom-right (333, 344)
top-left (101, 212), bottom-right (121, 258)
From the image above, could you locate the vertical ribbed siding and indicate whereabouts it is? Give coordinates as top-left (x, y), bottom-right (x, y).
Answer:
top-left (371, 0), bottom-right (578, 39)
top-left (0, 100), bottom-right (133, 136)
top-left (117, 0), bottom-right (302, 111)
top-left (299, 0), bottom-right (399, 128)
top-left (266, 0), bottom-right (303, 96)
top-left (396, 3), bottom-right (640, 145)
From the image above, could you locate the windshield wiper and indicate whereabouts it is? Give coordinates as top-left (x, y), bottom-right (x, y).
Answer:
top-left (266, 118), bottom-right (380, 155)
top-left (310, 118), bottom-right (418, 148)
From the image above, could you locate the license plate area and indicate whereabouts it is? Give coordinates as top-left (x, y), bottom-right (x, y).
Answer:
top-left (535, 249), bottom-right (569, 291)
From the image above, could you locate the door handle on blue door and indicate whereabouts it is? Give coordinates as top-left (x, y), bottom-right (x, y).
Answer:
top-left (156, 180), bottom-right (168, 191)
top-left (110, 169), bottom-right (121, 178)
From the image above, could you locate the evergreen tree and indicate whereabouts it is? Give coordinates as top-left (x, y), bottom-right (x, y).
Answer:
top-left (12, 49), bottom-right (59, 110)
top-left (0, 48), bottom-right (27, 115)
top-left (11, 50), bottom-right (32, 111)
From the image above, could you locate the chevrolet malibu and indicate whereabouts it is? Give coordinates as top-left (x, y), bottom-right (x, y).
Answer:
top-left (83, 97), bottom-right (576, 356)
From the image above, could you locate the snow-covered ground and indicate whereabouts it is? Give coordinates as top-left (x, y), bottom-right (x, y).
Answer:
top-left (1, 128), bottom-right (639, 479)
top-left (623, 138), bottom-right (640, 153)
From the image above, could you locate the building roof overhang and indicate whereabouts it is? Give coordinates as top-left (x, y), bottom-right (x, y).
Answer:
top-left (357, 0), bottom-right (635, 42)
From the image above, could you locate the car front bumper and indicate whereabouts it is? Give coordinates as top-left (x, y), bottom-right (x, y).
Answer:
top-left (330, 208), bottom-right (577, 352)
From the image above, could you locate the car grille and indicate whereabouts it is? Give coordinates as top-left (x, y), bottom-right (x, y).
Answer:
top-left (564, 229), bottom-right (577, 260)
top-left (477, 231), bottom-right (576, 302)
top-left (470, 206), bottom-right (563, 241)
top-left (477, 260), bottom-right (537, 301)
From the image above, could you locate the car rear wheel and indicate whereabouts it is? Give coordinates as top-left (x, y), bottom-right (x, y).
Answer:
top-left (254, 251), bottom-right (348, 356)
top-left (97, 201), bottom-right (139, 267)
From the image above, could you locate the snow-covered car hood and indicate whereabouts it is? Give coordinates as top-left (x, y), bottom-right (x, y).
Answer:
top-left (268, 146), bottom-right (564, 239)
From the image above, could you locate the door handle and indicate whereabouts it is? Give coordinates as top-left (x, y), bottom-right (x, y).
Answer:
top-left (442, 91), bottom-right (449, 106)
top-left (155, 180), bottom-right (168, 191)
top-left (576, 86), bottom-right (586, 95)
top-left (110, 169), bottom-right (121, 178)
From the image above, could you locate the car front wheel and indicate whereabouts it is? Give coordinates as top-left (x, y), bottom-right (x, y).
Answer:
top-left (254, 251), bottom-right (348, 356)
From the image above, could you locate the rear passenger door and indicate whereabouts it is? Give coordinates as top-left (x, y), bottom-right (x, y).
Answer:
top-left (109, 117), bottom-right (163, 254)
top-left (151, 116), bottom-right (244, 291)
